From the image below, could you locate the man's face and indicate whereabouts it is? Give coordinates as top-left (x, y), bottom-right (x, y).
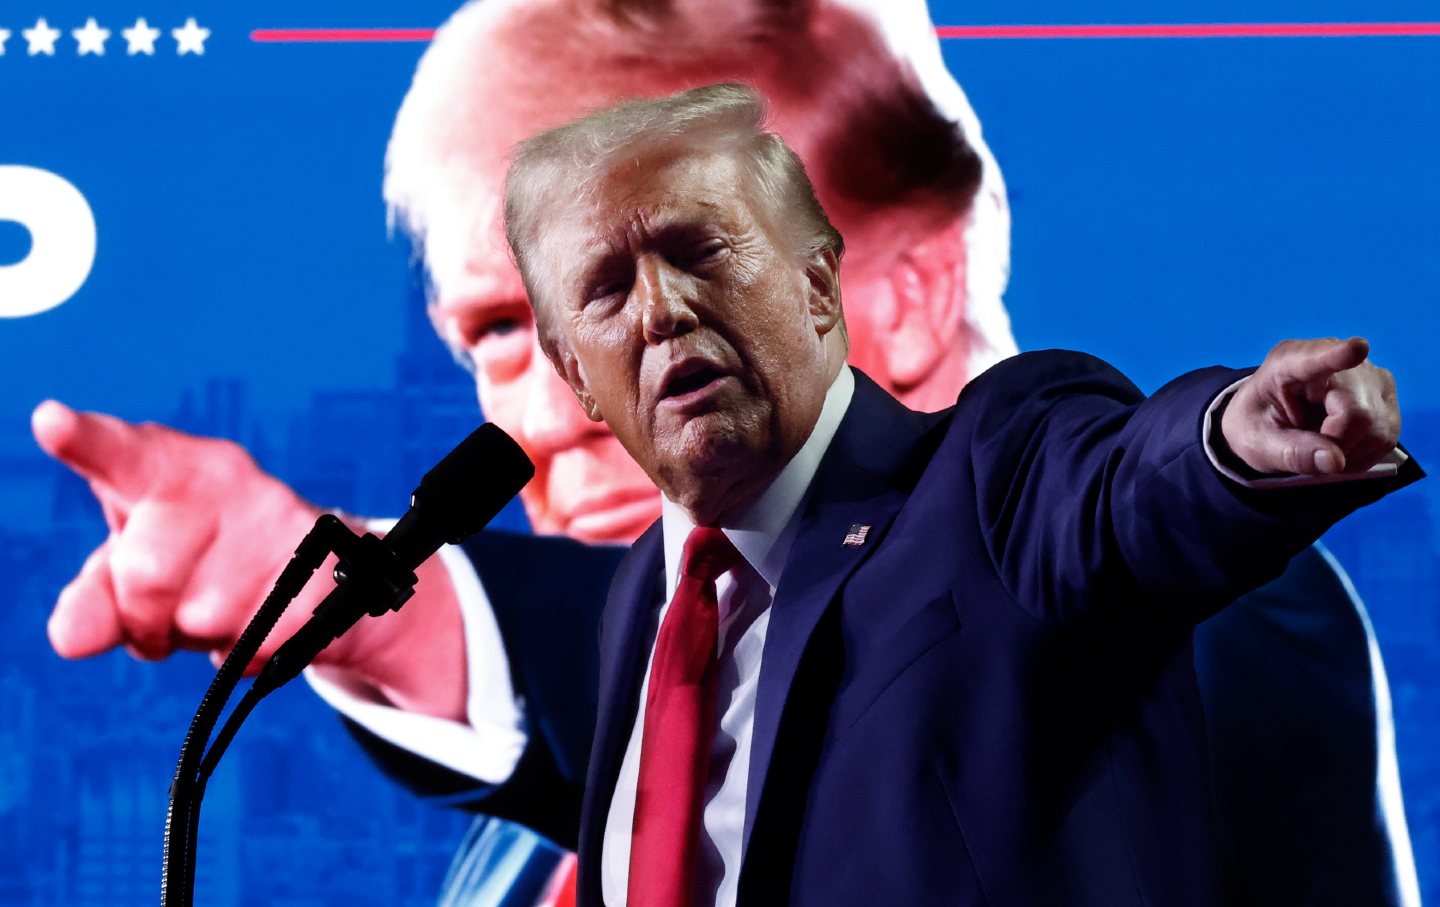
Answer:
top-left (528, 144), bottom-right (839, 520)
top-left (426, 187), bottom-right (664, 544)
top-left (416, 62), bottom-right (978, 543)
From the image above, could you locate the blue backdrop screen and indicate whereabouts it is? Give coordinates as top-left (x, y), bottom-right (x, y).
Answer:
top-left (1, 2), bottom-right (1436, 903)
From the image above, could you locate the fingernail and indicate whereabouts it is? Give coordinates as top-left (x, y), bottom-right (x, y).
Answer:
top-left (1314, 449), bottom-right (1339, 473)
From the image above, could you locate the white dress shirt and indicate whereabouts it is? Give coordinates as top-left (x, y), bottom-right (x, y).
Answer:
top-left (598, 367), bottom-right (855, 907)
top-left (303, 366), bottom-right (852, 817)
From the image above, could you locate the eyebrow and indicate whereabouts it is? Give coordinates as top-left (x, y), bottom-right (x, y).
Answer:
top-left (589, 203), bottom-right (733, 255)
top-left (561, 194), bottom-right (740, 298)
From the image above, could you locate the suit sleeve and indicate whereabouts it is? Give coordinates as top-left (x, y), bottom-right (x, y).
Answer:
top-left (958, 349), bottom-right (1424, 628)
top-left (340, 530), bottom-right (622, 850)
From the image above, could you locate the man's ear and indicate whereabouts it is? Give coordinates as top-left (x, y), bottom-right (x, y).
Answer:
top-left (548, 338), bottom-right (603, 422)
top-left (804, 247), bottom-right (843, 335)
top-left (571, 382), bottom-right (601, 422)
top-left (874, 221), bottom-right (967, 389)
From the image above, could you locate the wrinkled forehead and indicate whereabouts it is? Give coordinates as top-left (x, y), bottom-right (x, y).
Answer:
top-left (416, 91), bottom-right (719, 299)
top-left (527, 147), bottom-right (761, 298)
top-left (579, 145), bottom-right (750, 231)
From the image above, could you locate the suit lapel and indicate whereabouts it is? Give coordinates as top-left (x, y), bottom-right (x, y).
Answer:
top-left (576, 521), bottom-right (665, 906)
top-left (576, 372), bottom-right (940, 902)
top-left (741, 370), bottom-right (938, 856)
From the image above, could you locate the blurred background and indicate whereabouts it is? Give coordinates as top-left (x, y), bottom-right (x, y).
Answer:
top-left (1, 1), bottom-right (1435, 902)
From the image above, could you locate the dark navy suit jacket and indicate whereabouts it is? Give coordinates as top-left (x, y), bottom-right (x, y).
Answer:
top-left (349, 354), bottom-right (1420, 905)
top-left (571, 353), bottom-right (1420, 905)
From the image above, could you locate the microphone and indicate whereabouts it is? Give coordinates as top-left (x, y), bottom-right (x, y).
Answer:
top-left (251, 422), bottom-right (534, 696)
top-left (383, 421), bottom-right (536, 567)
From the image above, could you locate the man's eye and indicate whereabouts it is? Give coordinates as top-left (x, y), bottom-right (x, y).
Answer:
top-left (590, 281), bottom-right (629, 302)
top-left (463, 309), bottom-right (533, 381)
top-left (462, 310), bottom-right (532, 348)
top-left (684, 241), bottom-right (726, 268)
top-left (484, 317), bottom-right (523, 338)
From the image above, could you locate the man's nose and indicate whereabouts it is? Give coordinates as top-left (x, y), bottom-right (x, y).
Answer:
top-left (638, 257), bottom-right (698, 344)
top-left (521, 352), bottom-right (600, 455)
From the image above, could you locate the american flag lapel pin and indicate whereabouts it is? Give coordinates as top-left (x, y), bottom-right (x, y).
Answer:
top-left (842, 524), bottom-right (871, 547)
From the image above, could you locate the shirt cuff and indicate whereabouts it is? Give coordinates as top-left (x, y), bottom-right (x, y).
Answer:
top-left (304, 526), bottom-right (527, 785)
top-left (1202, 376), bottom-right (1409, 488)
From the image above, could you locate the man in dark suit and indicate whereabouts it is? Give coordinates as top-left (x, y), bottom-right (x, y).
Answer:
top-left (466, 82), bottom-right (1419, 904)
top-left (31, 2), bottom-right (1420, 902)
top-left (345, 4), bottom-right (1420, 903)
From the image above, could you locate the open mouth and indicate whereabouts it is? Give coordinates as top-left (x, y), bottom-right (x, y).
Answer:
top-left (661, 360), bottom-right (728, 401)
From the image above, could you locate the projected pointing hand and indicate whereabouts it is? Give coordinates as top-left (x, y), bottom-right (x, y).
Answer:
top-left (30, 402), bottom-right (467, 720)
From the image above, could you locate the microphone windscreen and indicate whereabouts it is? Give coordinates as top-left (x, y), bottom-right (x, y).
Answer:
top-left (412, 423), bottom-right (535, 547)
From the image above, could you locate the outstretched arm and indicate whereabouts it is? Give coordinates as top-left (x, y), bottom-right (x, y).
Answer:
top-left (965, 337), bottom-right (1416, 628)
top-left (32, 401), bottom-right (468, 721)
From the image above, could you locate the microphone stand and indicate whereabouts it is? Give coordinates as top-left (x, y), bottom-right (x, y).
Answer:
top-left (158, 421), bottom-right (533, 906)
top-left (160, 514), bottom-right (420, 907)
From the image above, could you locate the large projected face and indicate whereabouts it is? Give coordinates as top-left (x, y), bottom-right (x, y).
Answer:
top-left (428, 189), bottom-right (664, 544)
top-left (401, 0), bottom-right (1011, 545)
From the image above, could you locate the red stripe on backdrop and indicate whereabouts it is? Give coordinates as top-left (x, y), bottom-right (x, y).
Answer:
top-left (250, 23), bottom-right (1440, 43)
top-left (935, 22), bottom-right (1440, 39)
top-left (251, 28), bottom-right (437, 42)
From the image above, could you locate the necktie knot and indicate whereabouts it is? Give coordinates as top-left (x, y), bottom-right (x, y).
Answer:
top-left (680, 526), bottom-right (742, 584)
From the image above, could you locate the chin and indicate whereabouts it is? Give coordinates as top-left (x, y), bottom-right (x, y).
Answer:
top-left (651, 421), bottom-right (768, 515)
top-left (676, 415), bottom-right (764, 472)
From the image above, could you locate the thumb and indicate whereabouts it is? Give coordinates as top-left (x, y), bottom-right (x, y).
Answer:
top-left (32, 400), bottom-right (166, 506)
top-left (1242, 426), bottom-right (1349, 476)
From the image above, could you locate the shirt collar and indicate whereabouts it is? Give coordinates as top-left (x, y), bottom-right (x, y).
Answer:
top-left (661, 366), bottom-right (856, 597)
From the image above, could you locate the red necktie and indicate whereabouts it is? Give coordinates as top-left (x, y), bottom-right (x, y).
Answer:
top-left (626, 526), bottom-right (741, 907)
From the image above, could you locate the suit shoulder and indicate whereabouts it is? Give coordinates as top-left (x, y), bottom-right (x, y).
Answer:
top-left (957, 350), bottom-right (1145, 410)
top-left (936, 350), bottom-right (1150, 469)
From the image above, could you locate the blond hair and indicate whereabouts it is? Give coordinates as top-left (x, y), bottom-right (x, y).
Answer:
top-left (503, 83), bottom-right (843, 322)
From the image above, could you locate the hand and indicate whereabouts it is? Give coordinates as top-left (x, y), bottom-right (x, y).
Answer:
top-left (33, 400), bottom-right (336, 664)
top-left (32, 401), bottom-right (468, 719)
top-left (1220, 337), bottom-right (1400, 476)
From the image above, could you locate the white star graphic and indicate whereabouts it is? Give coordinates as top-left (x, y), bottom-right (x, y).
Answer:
top-left (0, 28), bottom-right (10, 56)
top-left (122, 17), bottom-right (161, 55)
top-left (72, 17), bottom-right (110, 56)
top-left (23, 18), bottom-right (62, 56)
top-left (172, 17), bottom-right (210, 56)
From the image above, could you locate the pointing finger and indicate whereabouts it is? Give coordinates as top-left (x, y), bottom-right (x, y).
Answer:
top-left (32, 400), bottom-right (167, 508)
top-left (1277, 337), bottom-right (1370, 386)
